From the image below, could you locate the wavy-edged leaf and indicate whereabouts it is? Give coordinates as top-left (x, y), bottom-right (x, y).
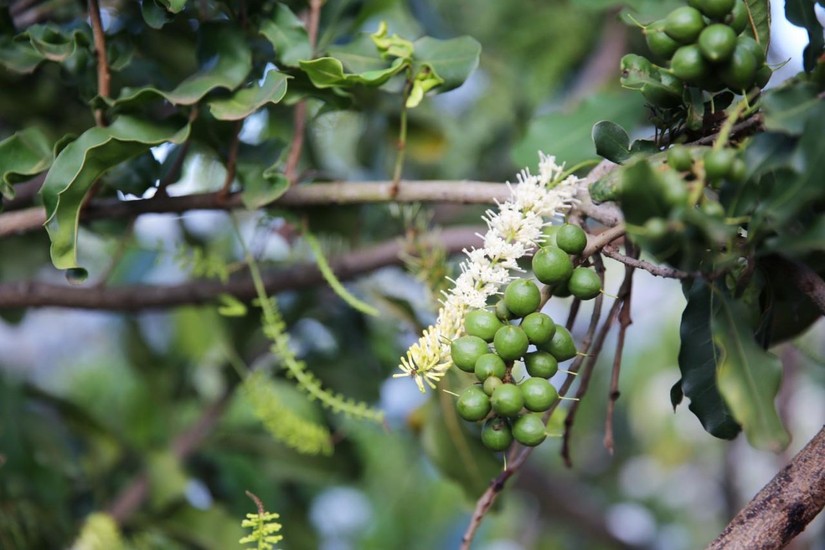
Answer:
top-left (0, 37), bottom-right (43, 73)
top-left (259, 4), bottom-right (311, 67)
top-left (592, 120), bottom-right (630, 164)
top-left (207, 70), bottom-right (289, 121)
top-left (785, 0), bottom-right (823, 71)
top-left (40, 116), bottom-right (190, 277)
top-left (299, 55), bottom-right (405, 89)
top-left (0, 127), bottom-right (54, 199)
top-left (711, 288), bottom-right (790, 452)
top-left (411, 35), bottom-right (481, 90)
top-left (111, 24), bottom-right (251, 107)
top-left (238, 163), bottom-right (288, 210)
top-left (677, 281), bottom-right (741, 439)
top-left (744, 0), bottom-right (771, 51)
top-left (0, 23), bottom-right (90, 73)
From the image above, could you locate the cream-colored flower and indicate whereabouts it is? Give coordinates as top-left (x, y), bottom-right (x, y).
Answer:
top-left (396, 153), bottom-right (578, 392)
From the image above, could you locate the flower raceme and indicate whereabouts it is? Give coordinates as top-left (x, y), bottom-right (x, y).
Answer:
top-left (395, 153), bottom-right (579, 392)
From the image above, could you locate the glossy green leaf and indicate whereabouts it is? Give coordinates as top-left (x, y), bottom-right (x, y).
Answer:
top-left (299, 56), bottom-right (405, 89)
top-left (711, 288), bottom-right (790, 452)
top-left (26, 24), bottom-right (90, 62)
top-left (744, 0), bottom-right (771, 52)
top-left (140, 0), bottom-right (173, 29)
top-left (785, 0), bottom-right (823, 71)
top-left (677, 281), bottom-right (741, 439)
top-left (0, 127), bottom-right (54, 199)
top-left (40, 116), bottom-right (190, 277)
top-left (0, 37), bottom-right (43, 73)
top-left (259, 4), bottom-right (311, 67)
top-left (329, 33), bottom-right (394, 74)
top-left (111, 24), bottom-right (251, 107)
top-left (411, 35), bottom-right (481, 90)
top-left (513, 90), bottom-right (645, 167)
top-left (207, 70), bottom-right (289, 121)
top-left (762, 82), bottom-right (825, 135)
top-left (238, 163), bottom-right (288, 210)
top-left (592, 120), bottom-right (630, 164)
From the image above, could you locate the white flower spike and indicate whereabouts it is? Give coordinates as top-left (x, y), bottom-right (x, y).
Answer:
top-left (394, 153), bottom-right (579, 392)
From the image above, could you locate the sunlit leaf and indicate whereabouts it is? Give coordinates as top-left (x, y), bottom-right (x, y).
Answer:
top-left (40, 116), bottom-right (190, 277)
top-left (711, 288), bottom-right (790, 452)
top-left (259, 4), bottom-right (311, 67)
top-left (207, 70), bottom-right (289, 121)
top-left (111, 24), bottom-right (252, 107)
top-left (744, 0), bottom-right (771, 52)
top-left (0, 127), bottom-right (53, 199)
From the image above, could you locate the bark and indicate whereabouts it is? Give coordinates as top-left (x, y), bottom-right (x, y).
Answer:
top-left (706, 426), bottom-right (825, 550)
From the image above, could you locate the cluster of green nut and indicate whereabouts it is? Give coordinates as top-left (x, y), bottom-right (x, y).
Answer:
top-left (451, 224), bottom-right (601, 452)
top-left (633, 0), bottom-right (771, 108)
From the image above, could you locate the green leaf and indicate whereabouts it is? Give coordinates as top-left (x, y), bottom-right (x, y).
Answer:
top-left (40, 116), bottom-right (190, 276)
top-left (26, 24), bottom-right (90, 62)
top-left (299, 56), bottom-right (405, 89)
top-left (513, 90), bottom-right (645, 167)
top-left (159, 0), bottom-right (187, 13)
top-left (140, 0), bottom-right (173, 29)
top-left (207, 70), bottom-right (289, 121)
top-left (259, 4), bottom-right (311, 68)
top-left (111, 24), bottom-right (252, 107)
top-left (592, 120), bottom-right (630, 164)
top-left (411, 35), bottom-right (481, 90)
top-left (785, 0), bottom-right (823, 71)
top-left (216, 293), bottom-right (248, 317)
top-left (0, 127), bottom-right (54, 199)
top-left (711, 288), bottom-right (790, 452)
top-left (328, 33), bottom-right (394, 75)
top-left (677, 281), bottom-right (741, 439)
top-left (0, 37), bottom-right (43, 73)
top-left (238, 164), bottom-right (288, 210)
top-left (762, 82), bottom-right (825, 135)
top-left (616, 158), bottom-right (671, 226)
top-left (744, 0), bottom-right (771, 52)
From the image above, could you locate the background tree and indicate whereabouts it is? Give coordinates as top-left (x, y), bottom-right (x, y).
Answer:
top-left (0, 1), bottom-right (823, 549)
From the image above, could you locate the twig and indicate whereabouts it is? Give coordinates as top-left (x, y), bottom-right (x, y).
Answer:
top-left (88, 0), bottom-right (110, 127)
top-left (0, 225), bottom-right (484, 310)
top-left (772, 255), bottom-right (825, 316)
top-left (601, 244), bottom-right (695, 279)
top-left (706, 426), bottom-right (825, 549)
top-left (604, 243), bottom-right (637, 455)
top-left (284, 0), bottom-right (324, 184)
top-left (219, 121), bottom-right (242, 201)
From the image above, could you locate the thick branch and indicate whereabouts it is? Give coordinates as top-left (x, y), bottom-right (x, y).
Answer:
top-left (706, 426), bottom-right (825, 550)
top-left (0, 226), bottom-right (483, 310)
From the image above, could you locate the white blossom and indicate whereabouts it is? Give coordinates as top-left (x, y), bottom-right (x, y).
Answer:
top-left (395, 153), bottom-right (579, 392)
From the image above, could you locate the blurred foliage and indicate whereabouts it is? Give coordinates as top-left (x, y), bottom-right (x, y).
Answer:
top-left (0, 1), bottom-right (823, 549)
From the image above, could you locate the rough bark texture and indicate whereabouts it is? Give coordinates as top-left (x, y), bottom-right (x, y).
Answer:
top-left (706, 426), bottom-right (825, 550)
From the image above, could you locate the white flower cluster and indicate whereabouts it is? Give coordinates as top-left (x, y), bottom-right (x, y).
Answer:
top-left (395, 153), bottom-right (580, 392)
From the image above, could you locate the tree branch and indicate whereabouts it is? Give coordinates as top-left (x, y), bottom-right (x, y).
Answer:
top-left (88, 0), bottom-right (110, 127)
top-left (772, 255), bottom-right (825, 316)
top-left (706, 425), bottom-right (825, 550)
top-left (0, 226), bottom-right (484, 310)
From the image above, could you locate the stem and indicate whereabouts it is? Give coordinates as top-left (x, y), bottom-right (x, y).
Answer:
top-left (88, 0), bottom-right (110, 126)
top-left (391, 78), bottom-right (411, 196)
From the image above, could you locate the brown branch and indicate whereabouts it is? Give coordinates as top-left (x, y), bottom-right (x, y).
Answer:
top-left (219, 121), bottom-right (242, 201)
top-left (601, 244), bottom-right (695, 279)
top-left (0, 181), bottom-right (513, 237)
top-left (0, 225), bottom-right (484, 310)
top-left (706, 425), bottom-right (825, 550)
top-left (772, 255), bottom-right (825, 316)
top-left (88, 0), bottom-right (110, 127)
top-left (604, 243), bottom-right (637, 455)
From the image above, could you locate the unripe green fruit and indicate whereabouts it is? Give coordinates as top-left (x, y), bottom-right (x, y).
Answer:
top-left (541, 225), bottom-right (559, 247)
top-left (645, 217), bottom-right (670, 241)
top-left (481, 417), bottom-right (513, 451)
top-left (662, 169), bottom-right (689, 207)
top-left (720, 43), bottom-right (758, 91)
top-left (729, 157), bottom-right (747, 183)
top-left (483, 376), bottom-right (503, 396)
top-left (688, 0), bottom-right (735, 20)
top-left (504, 279), bottom-right (541, 317)
top-left (532, 246), bottom-right (574, 285)
top-left (491, 383), bottom-right (524, 417)
top-left (698, 24), bottom-right (737, 63)
top-left (543, 325), bottom-right (577, 362)
top-left (493, 325), bottom-right (530, 361)
top-left (512, 413), bottom-right (547, 446)
top-left (568, 267), bottom-right (602, 301)
top-left (754, 64), bottom-right (772, 88)
top-left (702, 200), bottom-right (725, 219)
top-left (520, 377), bottom-right (559, 412)
top-left (667, 145), bottom-right (694, 172)
top-left (524, 351), bottom-right (559, 378)
top-left (521, 312), bottom-right (556, 345)
top-left (727, 1), bottom-right (748, 34)
top-left (457, 386), bottom-right (491, 422)
top-left (736, 35), bottom-right (767, 67)
top-left (646, 25), bottom-right (681, 59)
top-left (451, 335), bottom-right (489, 372)
top-left (474, 353), bottom-right (507, 382)
top-left (495, 299), bottom-right (513, 321)
top-left (464, 309), bottom-right (504, 342)
top-left (555, 224), bottom-right (588, 255)
top-left (664, 7), bottom-right (705, 44)
top-left (704, 148), bottom-right (736, 181)
top-left (671, 44), bottom-right (710, 82)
